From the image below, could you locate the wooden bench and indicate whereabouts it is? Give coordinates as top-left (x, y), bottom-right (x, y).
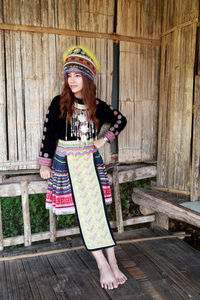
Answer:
top-left (0, 163), bottom-right (157, 251)
top-left (132, 187), bottom-right (200, 229)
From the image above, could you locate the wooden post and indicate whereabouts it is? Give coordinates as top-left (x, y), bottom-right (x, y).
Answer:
top-left (49, 210), bottom-right (56, 242)
top-left (0, 201), bottom-right (3, 251)
top-left (0, 176), bottom-right (5, 184)
top-left (191, 76), bottom-right (200, 201)
top-left (113, 166), bottom-right (124, 233)
top-left (21, 181), bottom-right (32, 246)
top-left (151, 213), bottom-right (169, 230)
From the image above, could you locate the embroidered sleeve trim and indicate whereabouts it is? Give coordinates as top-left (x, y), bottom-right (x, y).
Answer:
top-left (104, 131), bottom-right (115, 143)
top-left (38, 157), bottom-right (52, 167)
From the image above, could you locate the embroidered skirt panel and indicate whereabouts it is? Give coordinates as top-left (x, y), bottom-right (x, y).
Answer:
top-left (46, 140), bottom-right (116, 250)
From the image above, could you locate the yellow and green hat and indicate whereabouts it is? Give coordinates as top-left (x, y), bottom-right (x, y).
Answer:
top-left (63, 46), bottom-right (100, 81)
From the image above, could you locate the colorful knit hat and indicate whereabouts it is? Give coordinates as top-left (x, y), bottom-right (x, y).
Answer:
top-left (63, 46), bottom-right (100, 81)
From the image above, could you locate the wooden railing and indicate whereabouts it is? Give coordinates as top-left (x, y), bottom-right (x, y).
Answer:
top-left (0, 163), bottom-right (156, 251)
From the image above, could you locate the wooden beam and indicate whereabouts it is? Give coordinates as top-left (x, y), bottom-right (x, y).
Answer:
top-left (0, 181), bottom-right (48, 197)
top-left (191, 76), bottom-right (200, 201)
top-left (2, 215), bottom-right (155, 248)
top-left (161, 19), bottom-right (199, 37)
top-left (1, 174), bottom-right (41, 184)
top-left (0, 164), bottom-right (156, 183)
top-left (0, 165), bottom-right (157, 197)
top-left (0, 23), bottom-right (161, 46)
top-left (21, 181), bottom-right (32, 246)
top-left (121, 215), bottom-right (155, 226)
top-left (118, 165), bottom-right (156, 184)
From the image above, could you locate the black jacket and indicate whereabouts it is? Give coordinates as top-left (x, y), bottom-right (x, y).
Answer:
top-left (38, 95), bottom-right (127, 166)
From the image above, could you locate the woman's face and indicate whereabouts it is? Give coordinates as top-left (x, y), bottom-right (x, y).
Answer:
top-left (67, 72), bottom-right (83, 98)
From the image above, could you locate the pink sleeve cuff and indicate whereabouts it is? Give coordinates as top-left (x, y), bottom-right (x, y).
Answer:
top-left (104, 131), bottom-right (116, 143)
top-left (38, 157), bottom-right (52, 167)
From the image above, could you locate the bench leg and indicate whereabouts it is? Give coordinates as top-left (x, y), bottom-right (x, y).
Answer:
top-left (151, 212), bottom-right (169, 230)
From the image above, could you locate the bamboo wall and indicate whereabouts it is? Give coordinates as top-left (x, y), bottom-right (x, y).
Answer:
top-left (0, 0), bottom-right (114, 170)
top-left (157, 0), bottom-right (199, 192)
top-left (117, 0), bottom-right (162, 163)
top-left (0, 0), bottom-right (163, 171)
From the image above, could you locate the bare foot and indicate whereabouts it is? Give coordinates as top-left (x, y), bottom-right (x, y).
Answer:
top-left (99, 263), bottom-right (119, 290)
top-left (109, 262), bottom-right (127, 285)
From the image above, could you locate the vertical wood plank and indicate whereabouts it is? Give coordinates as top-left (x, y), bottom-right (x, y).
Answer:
top-left (21, 181), bottom-right (31, 246)
top-left (3, 0), bottom-right (21, 24)
top-left (117, 0), bottom-right (162, 39)
top-left (5, 31), bottom-right (18, 162)
top-left (191, 76), bottom-right (200, 201)
top-left (20, 0), bottom-right (41, 26)
top-left (113, 167), bottom-right (124, 233)
top-left (13, 32), bottom-right (26, 163)
top-left (157, 24), bottom-right (197, 191)
top-left (0, 200), bottom-right (3, 251)
top-left (118, 42), bottom-right (160, 163)
top-left (162, 0), bottom-right (199, 33)
top-left (0, 31), bottom-right (7, 166)
top-left (49, 209), bottom-right (56, 242)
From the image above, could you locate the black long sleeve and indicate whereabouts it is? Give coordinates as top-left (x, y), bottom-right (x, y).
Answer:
top-left (96, 99), bottom-right (127, 142)
top-left (38, 96), bottom-right (127, 166)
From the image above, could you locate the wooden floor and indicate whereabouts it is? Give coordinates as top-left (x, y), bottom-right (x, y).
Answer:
top-left (0, 227), bottom-right (200, 300)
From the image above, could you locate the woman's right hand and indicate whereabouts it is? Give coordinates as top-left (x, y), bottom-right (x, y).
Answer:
top-left (40, 165), bottom-right (53, 180)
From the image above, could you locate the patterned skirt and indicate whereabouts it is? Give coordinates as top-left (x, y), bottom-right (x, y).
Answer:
top-left (46, 140), bottom-right (116, 250)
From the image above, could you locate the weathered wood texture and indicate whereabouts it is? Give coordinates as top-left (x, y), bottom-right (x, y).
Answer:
top-left (157, 1), bottom-right (198, 191)
top-left (0, 164), bottom-right (156, 196)
top-left (162, 0), bottom-right (199, 34)
top-left (191, 76), bottom-right (200, 201)
top-left (0, 164), bottom-right (157, 184)
top-left (119, 42), bottom-right (160, 163)
top-left (2, 216), bottom-right (156, 248)
top-left (151, 212), bottom-right (169, 230)
top-left (0, 164), bottom-right (156, 249)
top-left (1, 228), bottom-right (200, 299)
top-left (0, 0), bottom-right (115, 170)
top-left (49, 209), bottom-right (56, 243)
top-left (0, 0), bottom-right (163, 170)
top-left (21, 181), bottom-right (31, 246)
top-left (117, 0), bottom-right (162, 162)
top-left (0, 202), bottom-right (3, 251)
top-left (132, 188), bottom-right (200, 228)
top-left (117, 0), bottom-right (163, 39)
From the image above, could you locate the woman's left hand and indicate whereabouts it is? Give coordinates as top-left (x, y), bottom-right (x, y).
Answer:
top-left (93, 137), bottom-right (107, 149)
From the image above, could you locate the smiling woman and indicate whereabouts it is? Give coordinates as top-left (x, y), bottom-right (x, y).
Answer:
top-left (37, 46), bottom-right (127, 290)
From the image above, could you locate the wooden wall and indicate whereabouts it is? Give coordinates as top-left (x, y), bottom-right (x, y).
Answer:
top-left (0, 0), bottom-right (162, 171)
top-left (117, 0), bottom-right (162, 163)
top-left (157, 0), bottom-right (199, 192)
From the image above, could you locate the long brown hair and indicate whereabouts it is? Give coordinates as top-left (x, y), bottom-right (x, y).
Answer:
top-left (60, 74), bottom-right (99, 129)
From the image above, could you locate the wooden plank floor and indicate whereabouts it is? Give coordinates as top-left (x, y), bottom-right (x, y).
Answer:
top-left (0, 228), bottom-right (200, 300)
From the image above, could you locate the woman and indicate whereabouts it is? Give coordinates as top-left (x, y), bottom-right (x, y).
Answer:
top-left (38, 46), bottom-right (127, 290)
